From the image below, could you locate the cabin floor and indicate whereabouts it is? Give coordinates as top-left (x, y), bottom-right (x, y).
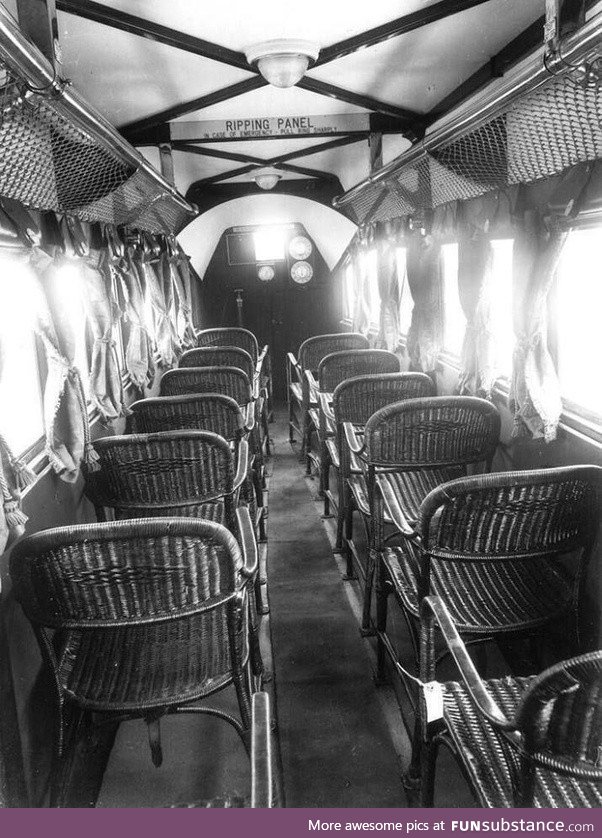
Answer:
top-left (94, 405), bottom-right (474, 808)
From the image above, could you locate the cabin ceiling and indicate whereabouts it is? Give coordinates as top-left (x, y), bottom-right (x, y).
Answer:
top-left (55, 0), bottom-right (545, 197)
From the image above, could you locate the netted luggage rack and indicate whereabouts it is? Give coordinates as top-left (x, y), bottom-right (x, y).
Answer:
top-left (334, 11), bottom-right (602, 225)
top-left (0, 8), bottom-right (196, 235)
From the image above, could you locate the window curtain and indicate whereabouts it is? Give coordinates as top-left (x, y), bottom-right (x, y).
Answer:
top-left (106, 227), bottom-right (155, 392)
top-left (168, 238), bottom-right (196, 349)
top-left (377, 219), bottom-right (404, 351)
top-left (62, 217), bottom-right (125, 422)
top-left (157, 239), bottom-right (183, 359)
top-left (139, 234), bottom-right (177, 368)
top-left (0, 434), bottom-right (35, 551)
top-left (456, 196), bottom-right (497, 397)
top-left (351, 224), bottom-right (375, 335)
top-left (406, 224), bottom-right (443, 372)
top-left (510, 164), bottom-right (593, 441)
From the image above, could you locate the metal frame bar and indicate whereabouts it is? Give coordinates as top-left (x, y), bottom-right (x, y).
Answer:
top-left (297, 77), bottom-right (424, 127)
top-left (0, 4), bottom-right (196, 216)
top-left (334, 8), bottom-right (602, 208)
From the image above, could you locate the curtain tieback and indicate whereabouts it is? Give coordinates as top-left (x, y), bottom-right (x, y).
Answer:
top-left (516, 333), bottom-right (542, 352)
top-left (98, 337), bottom-right (116, 348)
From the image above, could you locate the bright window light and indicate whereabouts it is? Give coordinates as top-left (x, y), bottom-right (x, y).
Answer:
top-left (555, 228), bottom-right (602, 416)
top-left (442, 243), bottom-right (464, 356)
top-left (490, 239), bottom-right (513, 377)
top-left (0, 256), bottom-right (44, 454)
top-left (254, 228), bottom-right (285, 262)
top-left (397, 248), bottom-right (413, 336)
top-left (344, 262), bottom-right (355, 320)
top-left (363, 249), bottom-right (379, 325)
top-left (53, 261), bottom-right (90, 396)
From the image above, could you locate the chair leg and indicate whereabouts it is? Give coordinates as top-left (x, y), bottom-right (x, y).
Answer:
top-left (335, 477), bottom-right (346, 550)
top-left (375, 578), bottom-right (390, 683)
top-left (288, 399), bottom-right (295, 443)
top-left (146, 715), bottom-right (163, 768)
top-left (321, 448), bottom-right (331, 516)
top-left (361, 548), bottom-right (377, 636)
top-left (420, 735), bottom-right (440, 807)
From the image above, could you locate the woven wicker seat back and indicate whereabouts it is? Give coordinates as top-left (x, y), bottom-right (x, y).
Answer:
top-left (180, 346), bottom-right (255, 382)
top-left (420, 465), bottom-right (602, 562)
top-left (87, 430), bottom-right (234, 514)
top-left (196, 327), bottom-right (259, 364)
top-left (160, 367), bottom-right (252, 406)
top-left (333, 373), bottom-right (435, 425)
top-left (318, 349), bottom-right (400, 393)
top-left (365, 396), bottom-right (500, 468)
top-left (10, 517), bottom-right (242, 628)
top-left (514, 650), bottom-right (602, 780)
top-left (129, 394), bottom-right (243, 441)
top-left (298, 332), bottom-right (369, 373)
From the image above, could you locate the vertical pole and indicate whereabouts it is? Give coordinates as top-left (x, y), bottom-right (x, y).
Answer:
top-left (368, 132), bottom-right (383, 173)
top-left (234, 288), bottom-right (244, 327)
top-left (159, 142), bottom-right (175, 186)
top-left (16, 0), bottom-right (59, 67)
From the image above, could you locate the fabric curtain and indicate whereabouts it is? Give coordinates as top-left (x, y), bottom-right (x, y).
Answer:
top-left (0, 434), bottom-right (35, 552)
top-left (510, 211), bottom-right (567, 441)
top-left (456, 197), bottom-right (497, 397)
top-left (169, 239), bottom-right (196, 349)
top-left (406, 226), bottom-right (443, 372)
top-left (377, 219), bottom-right (404, 351)
top-left (139, 236), bottom-right (177, 368)
top-left (29, 244), bottom-right (98, 481)
top-left (351, 225), bottom-right (375, 335)
top-left (510, 164), bottom-right (594, 441)
top-left (158, 243), bottom-right (183, 359)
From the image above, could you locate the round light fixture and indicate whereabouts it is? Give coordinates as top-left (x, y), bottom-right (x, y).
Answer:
top-left (288, 235), bottom-right (312, 261)
top-left (291, 260), bottom-right (313, 284)
top-left (252, 167), bottom-right (282, 190)
top-left (245, 39), bottom-right (320, 88)
top-left (258, 264), bottom-right (275, 282)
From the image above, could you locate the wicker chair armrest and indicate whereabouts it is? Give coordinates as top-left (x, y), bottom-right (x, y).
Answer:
top-left (421, 597), bottom-right (516, 731)
top-left (236, 505), bottom-right (258, 580)
top-left (343, 422), bottom-right (366, 457)
top-left (376, 474), bottom-right (418, 538)
top-left (251, 692), bottom-right (276, 808)
top-left (319, 392), bottom-right (335, 424)
top-left (287, 352), bottom-right (300, 381)
top-left (234, 440), bottom-right (249, 492)
top-left (244, 402), bottom-right (256, 432)
top-left (305, 369), bottom-right (319, 403)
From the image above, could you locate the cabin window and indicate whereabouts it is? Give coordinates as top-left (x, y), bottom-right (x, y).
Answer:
top-left (442, 243), bottom-right (464, 357)
top-left (365, 249), bottom-right (379, 327)
top-left (490, 239), bottom-right (514, 378)
top-left (0, 256), bottom-right (44, 454)
top-left (555, 228), bottom-right (602, 418)
top-left (254, 228), bottom-right (285, 263)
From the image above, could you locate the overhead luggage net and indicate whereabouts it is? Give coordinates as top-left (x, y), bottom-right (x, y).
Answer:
top-left (0, 31), bottom-right (196, 236)
top-left (335, 15), bottom-right (602, 225)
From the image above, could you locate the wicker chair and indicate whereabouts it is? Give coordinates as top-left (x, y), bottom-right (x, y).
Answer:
top-left (418, 596), bottom-right (602, 808)
top-left (286, 332), bottom-right (369, 459)
top-left (346, 396), bottom-right (500, 639)
top-left (326, 373), bottom-right (435, 576)
top-left (195, 327), bottom-right (272, 418)
top-left (159, 366), bottom-right (265, 474)
top-left (308, 349), bottom-right (401, 510)
top-left (84, 430), bottom-right (264, 675)
top-left (181, 347), bottom-right (270, 457)
top-left (10, 516), bottom-right (257, 806)
top-left (127, 394), bottom-right (265, 540)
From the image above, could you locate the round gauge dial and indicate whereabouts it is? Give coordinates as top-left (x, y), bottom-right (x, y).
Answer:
top-left (291, 260), bottom-right (313, 284)
top-left (288, 235), bottom-right (312, 261)
top-left (257, 264), bottom-right (275, 282)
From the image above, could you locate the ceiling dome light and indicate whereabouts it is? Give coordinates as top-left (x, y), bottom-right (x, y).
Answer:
top-left (245, 39), bottom-right (320, 88)
top-left (253, 167), bottom-right (282, 190)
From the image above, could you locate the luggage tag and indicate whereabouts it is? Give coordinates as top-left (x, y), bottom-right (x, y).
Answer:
top-left (422, 681), bottom-right (444, 724)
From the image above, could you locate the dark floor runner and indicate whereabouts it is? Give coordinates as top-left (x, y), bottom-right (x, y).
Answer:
top-left (267, 408), bottom-right (404, 807)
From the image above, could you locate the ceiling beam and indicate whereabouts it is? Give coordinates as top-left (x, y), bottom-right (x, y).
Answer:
top-left (122, 76), bottom-right (267, 140)
top-left (315, 0), bottom-right (494, 65)
top-left (173, 133), bottom-right (363, 165)
top-left (297, 77), bottom-right (425, 137)
top-left (56, 0), bottom-right (255, 72)
top-left (278, 161), bottom-right (339, 180)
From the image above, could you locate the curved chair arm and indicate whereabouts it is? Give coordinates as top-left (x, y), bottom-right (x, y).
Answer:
top-left (234, 440), bottom-right (250, 492)
top-left (376, 474), bottom-right (419, 538)
top-left (251, 692), bottom-right (277, 807)
top-left (244, 402), bottom-right (256, 432)
top-left (319, 391), bottom-right (335, 424)
top-left (420, 597), bottom-right (517, 732)
top-left (305, 369), bottom-right (319, 403)
top-left (287, 352), bottom-right (301, 381)
top-left (343, 422), bottom-right (366, 457)
top-left (236, 505), bottom-right (258, 580)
